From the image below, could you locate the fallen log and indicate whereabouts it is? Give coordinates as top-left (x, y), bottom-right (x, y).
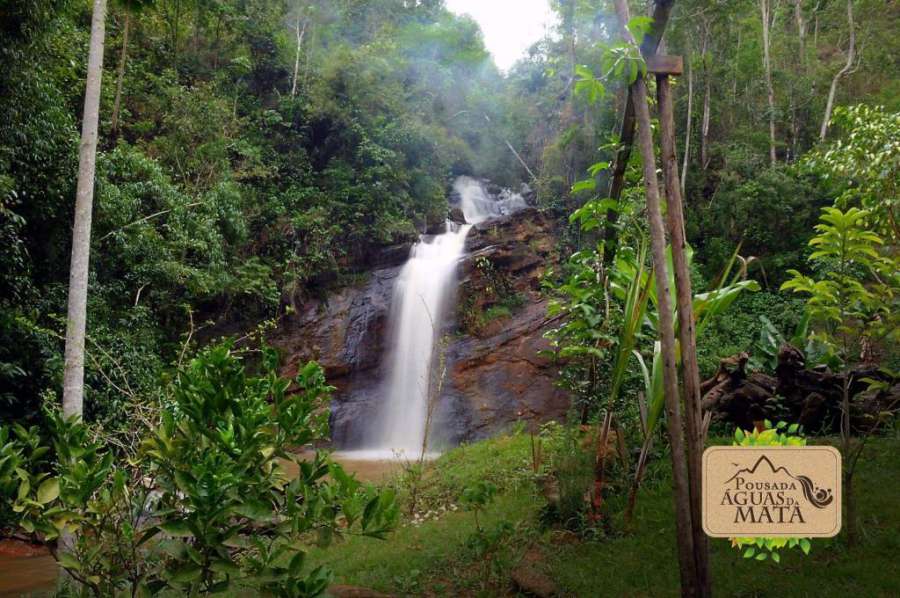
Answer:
top-left (702, 344), bottom-right (898, 434)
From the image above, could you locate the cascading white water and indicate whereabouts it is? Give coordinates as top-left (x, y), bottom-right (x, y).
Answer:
top-left (454, 175), bottom-right (528, 222)
top-left (343, 177), bottom-right (525, 460)
top-left (363, 222), bottom-right (471, 458)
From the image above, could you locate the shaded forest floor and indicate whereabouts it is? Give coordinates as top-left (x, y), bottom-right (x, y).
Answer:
top-left (308, 433), bottom-right (900, 597)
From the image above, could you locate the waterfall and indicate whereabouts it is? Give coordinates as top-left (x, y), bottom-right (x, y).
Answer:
top-left (362, 222), bottom-right (471, 459)
top-left (342, 177), bottom-right (525, 460)
top-left (454, 175), bottom-right (528, 222)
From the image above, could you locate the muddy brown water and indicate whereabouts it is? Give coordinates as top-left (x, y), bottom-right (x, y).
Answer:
top-left (0, 454), bottom-right (400, 596)
top-left (0, 540), bottom-right (55, 597)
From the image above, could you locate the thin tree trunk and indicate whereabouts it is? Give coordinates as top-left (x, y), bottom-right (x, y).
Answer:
top-left (290, 13), bottom-right (307, 98)
top-left (303, 23), bottom-right (315, 90)
top-left (612, 1), bottom-right (699, 595)
top-left (111, 12), bottom-right (130, 134)
top-left (820, 0), bottom-right (855, 141)
top-left (790, 88), bottom-right (800, 160)
top-left (600, 0), bottom-right (673, 266)
top-left (172, 0), bottom-right (181, 68)
top-left (63, 0), bottom-right (107, 418)
top-left (700, 22), bottom-right (711, 171)
top-left (814, 4), bottom-right (820, 53)
top-left (701, 74), bottom-right (710, 169)
top-left (795, 0), bottom-right (806, 67)
top-left (840, 373), bottom-right (857, 547)
top-left (659, 74), bottom-right (712, 597)
top-left (760, 0), bottom-right (777, 164)
top-left (193, 0), bottom-right (202, 52)
top-left (732, 27), bottom-right (741, 129)
top-left (681, 50), bottom-right (693, 196)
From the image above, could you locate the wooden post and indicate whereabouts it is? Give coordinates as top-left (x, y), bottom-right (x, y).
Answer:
top-left (611, 2), bottom-right (699, 596)
top-left (601, 0), bottom-right (676, 265)
top-left (658, 70), bottom-right (712, 598)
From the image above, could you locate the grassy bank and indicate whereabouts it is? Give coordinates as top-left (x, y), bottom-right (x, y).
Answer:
top-left (310, 432), bottom-right (900, 597)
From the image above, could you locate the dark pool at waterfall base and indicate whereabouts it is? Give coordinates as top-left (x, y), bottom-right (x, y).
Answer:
top-left (0, 540), bottom-right (55, 597)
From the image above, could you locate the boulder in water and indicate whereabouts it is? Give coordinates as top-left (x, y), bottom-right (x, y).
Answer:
top-left (449, 206), bottom-right (466, 224)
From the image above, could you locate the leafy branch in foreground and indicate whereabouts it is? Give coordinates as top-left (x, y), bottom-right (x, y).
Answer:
top-left (782, 206), bottom-right (899, 547)
top-left (2, 343), bottom-right (398, 596)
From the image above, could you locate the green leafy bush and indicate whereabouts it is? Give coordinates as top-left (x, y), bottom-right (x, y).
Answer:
top-left (2, 344), bottom-right (397, 596)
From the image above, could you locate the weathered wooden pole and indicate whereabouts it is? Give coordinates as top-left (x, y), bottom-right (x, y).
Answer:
top-left (611, 1), bottom-right (699, 595)
top-left (655, 57), bottom-right (712, 598)
top-left (601, 0), bottom-right (676, 265)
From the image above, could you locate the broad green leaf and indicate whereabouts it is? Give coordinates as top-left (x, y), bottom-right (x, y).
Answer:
top-left (58, 552), bottom-right (82, 571)
top-left (37, 478), bottom-right (59, 505)
top-left (160, 520), bottom-right (194, 537)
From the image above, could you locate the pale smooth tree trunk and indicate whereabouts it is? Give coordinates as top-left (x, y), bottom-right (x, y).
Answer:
top-left (733, 27), bottom-right (741, 114)
top-left (760, 0), bottom-right (777, 164)
top-left (699, 21), bottom-right (711, 171)
top-left (658, 74), bottom-right (712, 597)
top-left (63, 0), bottom-right (107, 419)
top-left (613, 0), bottom-right (700, 594)
top-left (795, 0), bottom-right (806, 67)
top-left (701, 70), bottom-right (710, 169)
top-left (290, 12), bottom-right (307, 98)
top-left (681, 49), bottom-right (693, 195)
top-left (820, 0), bottom-right (855, 141)
top-left (111, 12), bottom-right (129, 134)
top-left (814, 2), bottom-right (820, 53)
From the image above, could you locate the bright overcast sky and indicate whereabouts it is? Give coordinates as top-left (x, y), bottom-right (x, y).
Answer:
top-left (444, 0), bottom-right (555, 71)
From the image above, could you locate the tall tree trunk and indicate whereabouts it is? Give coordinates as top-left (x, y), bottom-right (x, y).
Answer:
top-left (820, 0), bottom-right (855, 141)
top-left (304, 23), bottom-right (316, 89)
top-left (659, 74), bottom-right (712, 597)
top-left (193, 0), bottom-right (202, 52)
top-left (111, 12), bottom-right (130, 134)
top-left (732, 26), bottom-right (741, 130)
top-left (700, 22), bottom-right (711, 171)
top-left (561, 0), bottom-right (577, 86)
top-left (814, 3), bottom-right (820, 53)
top-left (681, 49), bottom-right (693, 195)
top-left (561, 0), bottom-right (578, 188)
top-left (612, 1), bottom-right (700, 595)
top-left (760, 0), bottom-right (777, 164)
top-left (701, 74), bottom-right (711, 170)
top-left (795, 0), bottom-right (807, 67)
top-left (600, 0), bottom-right (674, 266)
top-left (172, 0), bottom-right (181, 68)
top-left (290, 13), bottom-right (307, 98)
top-left (840, 373), bottom-right (856, 547)
top-left (63, 0), bottom-right (107, 419)
top-left (789, 86), bottom-right (801, 160)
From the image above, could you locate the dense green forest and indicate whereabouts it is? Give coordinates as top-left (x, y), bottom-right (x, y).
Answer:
top-left (2, 0), bottom-right (897, 423)
top-left (1, 0), bottom-right (898, 595)
top-left (2, 0), bottom-right (531, 424)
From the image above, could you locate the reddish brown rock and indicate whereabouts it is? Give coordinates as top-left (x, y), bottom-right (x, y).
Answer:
top-left (432, 209), bottom-right (567, 443)
top-left (437, 300), bottom-right (568, 442)
top-left (271, 206), bottom-right (569, 448)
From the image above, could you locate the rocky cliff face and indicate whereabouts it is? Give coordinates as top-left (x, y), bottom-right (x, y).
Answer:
top-left (271, 206), bottom-right (569, 448)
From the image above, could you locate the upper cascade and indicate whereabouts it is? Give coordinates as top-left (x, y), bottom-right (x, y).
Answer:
top-left (451, 176), bottom-right (529, 225)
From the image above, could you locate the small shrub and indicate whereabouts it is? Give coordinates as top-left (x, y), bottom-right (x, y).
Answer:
top-left (2, 343), bottom-right (398, 597)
